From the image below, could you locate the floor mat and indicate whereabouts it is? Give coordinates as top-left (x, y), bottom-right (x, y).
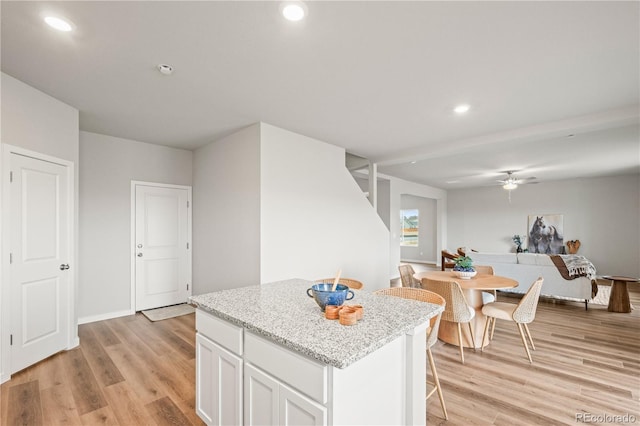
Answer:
top-left (142, 303), bottom-right (195, 321)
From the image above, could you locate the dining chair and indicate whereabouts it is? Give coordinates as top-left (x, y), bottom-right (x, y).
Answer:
top-left (474, 264), bottom-right (497, 305)
top-left (398, 264), bottom-right (420, 288)
top-left (481, 277), bottom-right (544, 363)
top-left (315, 278), bottom-right (364, 290)
top-left (421, 278), bottom-right (476, 364)
top-left (374, 287), bottom-right (448, 420)
top-left (441, 250), bottom-right (459, 271)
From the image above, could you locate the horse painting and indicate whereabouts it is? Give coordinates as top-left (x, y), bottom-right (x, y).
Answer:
top-left (527, 215), bottom-right (564, 254)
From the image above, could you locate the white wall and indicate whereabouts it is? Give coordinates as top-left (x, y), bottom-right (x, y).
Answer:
top-left (1, 73), bottom-right (79, 162)
top-left (377, 179), bottom-right (391, 230)
top-left (447, 174), bottom-right (640, 277)
top-left (400, 194), bottom-right (437, 263)
top-left (78, 131), bottom-right (192, 322)
top-left (260, 123), bottom-right (390, 290)
top-left (192, 124), bottom-right (261, 294)
top-left (0, 73), bottom-right (79, 383)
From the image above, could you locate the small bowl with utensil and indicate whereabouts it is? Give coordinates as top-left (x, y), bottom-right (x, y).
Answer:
top-left (307, 283), bottom-right (354, 311)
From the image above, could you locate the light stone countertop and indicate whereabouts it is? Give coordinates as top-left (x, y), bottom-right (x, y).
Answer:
top-left (189, 278), bottom-right (443, 369)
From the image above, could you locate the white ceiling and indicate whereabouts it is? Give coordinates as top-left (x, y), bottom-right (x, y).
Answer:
top-left (2, 1), bottom-right (639, 188)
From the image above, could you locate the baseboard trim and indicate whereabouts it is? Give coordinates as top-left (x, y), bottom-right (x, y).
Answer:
top-left (78, 309), bottom-right (134, 325)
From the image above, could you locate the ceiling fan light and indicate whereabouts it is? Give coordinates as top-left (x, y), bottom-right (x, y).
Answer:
top-left (503, 182), bottom-right (518, 190)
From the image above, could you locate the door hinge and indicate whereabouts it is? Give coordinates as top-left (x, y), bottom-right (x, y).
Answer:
top-left (186, 242), bottom-right (190, 250)
top-left (187, 201), bottom-right (190, 208)
top-left (9, 171), bottom-right (13, 183)
top-left (187, 283), bottom-right (189, 291)
top-left (10, 334), bottom-right (13, 346)
top-left (9, 253), bottom-right (13, 264)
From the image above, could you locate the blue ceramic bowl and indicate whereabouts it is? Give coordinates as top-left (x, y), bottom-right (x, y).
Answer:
top-left (306, 283), bottom-right (355, 311)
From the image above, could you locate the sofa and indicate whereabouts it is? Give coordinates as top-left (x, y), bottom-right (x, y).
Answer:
top-left (467, 252), bottom-right (596, 304)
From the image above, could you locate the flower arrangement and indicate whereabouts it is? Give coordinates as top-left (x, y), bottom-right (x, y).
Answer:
top-left (453, 255), bottom-right (474, 272)
top-left (513, 235), bottom-right (525, 252)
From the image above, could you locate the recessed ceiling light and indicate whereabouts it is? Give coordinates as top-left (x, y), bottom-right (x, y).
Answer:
top-left (453, 104), bottom-right (470, 114)
top-left (157, 64), bottom-right (174, 75)
top-left (410, 161), bottom-right (417, 164)
top-left (280, 1), bottom-right (307, 21)
top-left (44, 16), bottom-right (74, 32)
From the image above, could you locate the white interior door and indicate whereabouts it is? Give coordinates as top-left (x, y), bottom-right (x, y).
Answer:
top-left (134, 183), bottom-right (191, 311)
top-left (9, 152), bottom-right (72, 374)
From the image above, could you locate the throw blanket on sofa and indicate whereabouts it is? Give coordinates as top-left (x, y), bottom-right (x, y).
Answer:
top-left (550, 255), bottom-right (598, 298)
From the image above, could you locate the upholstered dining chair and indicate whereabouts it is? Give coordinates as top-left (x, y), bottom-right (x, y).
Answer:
top-left (421, 278), bottom-right (476, 364)
top-left (374, 287), bottom-right (448, 420)
top-left (315, 278), bottom-right (364, 290)
top-left (398, 264), bottom-right (420, 288)
top-left (474, 265), bottom-right (497, 304)
top-left (481, 277), bottom-right (544, 363)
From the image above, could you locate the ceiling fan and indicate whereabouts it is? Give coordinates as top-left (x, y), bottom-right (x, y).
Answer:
top-left (497, 171), bottom-right (538, 202)
top-left (496, 171), bottom-right (538, 190)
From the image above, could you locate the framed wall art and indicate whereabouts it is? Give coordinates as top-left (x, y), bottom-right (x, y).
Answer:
top-left (527, 214), bottom-right (564, 254)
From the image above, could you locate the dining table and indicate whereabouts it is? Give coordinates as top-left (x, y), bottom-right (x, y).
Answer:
top-left (414, 270), bottom-right (518, 349)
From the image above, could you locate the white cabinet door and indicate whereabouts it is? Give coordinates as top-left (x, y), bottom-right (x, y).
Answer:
top-left (196, 334), bottom-right (242, 426)
top-left (280, 383), bottom-right (327, 426)
top-left (245, 363), bottom-right (279, 425)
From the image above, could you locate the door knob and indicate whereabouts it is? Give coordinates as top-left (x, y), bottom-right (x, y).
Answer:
top-left (59, 264), bottom-right (70, 270)
top-left (137, 253), bottom-right (143, 257)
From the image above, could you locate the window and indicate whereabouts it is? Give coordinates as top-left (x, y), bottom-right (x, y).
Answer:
top-left (400, 209), bottom-right (418, 246)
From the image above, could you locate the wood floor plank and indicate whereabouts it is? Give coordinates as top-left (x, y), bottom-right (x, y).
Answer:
top-left (79, 405), bottom-right (119, 426)
top-left (102, 343), bottom-right (167, 404)
top-left (7, 380), bottom-right (43, 426)
top-left (102, 381), bottom-right (157, 426)
top-left (32, 352), bottom-right (68, 392)
top-left (40, 384), bottom-right (82, 426)
top-left (89, 321), bottom-right (122, 347)
top-left (146, 396), bottom-right (193, 426)
top-left (151, 318), bottom-right (196, 360)
top-left (77, 326), bottom-right (125, 387)
top-left (126, 316), bottom-right (176, 356)
top-left (61, 347), bottom-right (108, 415)
top-left (108, 319), bottom-right (194, 405)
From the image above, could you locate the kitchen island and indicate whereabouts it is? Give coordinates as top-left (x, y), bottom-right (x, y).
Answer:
top-left (189, 279), bottom-right (443, 426)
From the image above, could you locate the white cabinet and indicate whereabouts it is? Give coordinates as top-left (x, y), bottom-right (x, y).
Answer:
top-left (245, 363), bottom-right (279, 425)
top-left (279, 383), bottom-right (327, 426)
top-left (245, 363), bottom-right (326, 426)
top-left (195, 308), bottom-right (427, 426)
top-left (195, 333), bottom-right (242, 426)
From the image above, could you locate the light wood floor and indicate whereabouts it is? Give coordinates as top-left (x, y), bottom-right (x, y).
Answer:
top-left (427, 289), bottom-right (640, 425)
top-left (0, 313), bottom-right (204, 426)
top-left (1, 290), bottom-right (639, 425)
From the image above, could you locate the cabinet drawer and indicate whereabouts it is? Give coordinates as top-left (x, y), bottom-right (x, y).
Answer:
top-left (245, 332), bottom-right (327, 404)
top-left (196, 309), bottom-right (243, 355)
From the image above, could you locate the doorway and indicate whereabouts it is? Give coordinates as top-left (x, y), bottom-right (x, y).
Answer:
top-left (400, 194), bottom-right (437, 265)
top-left (131, 181), bottom-right (192, 311)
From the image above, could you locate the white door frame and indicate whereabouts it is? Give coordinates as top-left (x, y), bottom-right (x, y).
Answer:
top-left (1, 144), bottom-right (77, 384)
top-left (130, 181), bottom-right (192, 313)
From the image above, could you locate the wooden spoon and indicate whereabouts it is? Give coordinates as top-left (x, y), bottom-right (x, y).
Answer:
top-left (331, 269), bottom-right (342, 291)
